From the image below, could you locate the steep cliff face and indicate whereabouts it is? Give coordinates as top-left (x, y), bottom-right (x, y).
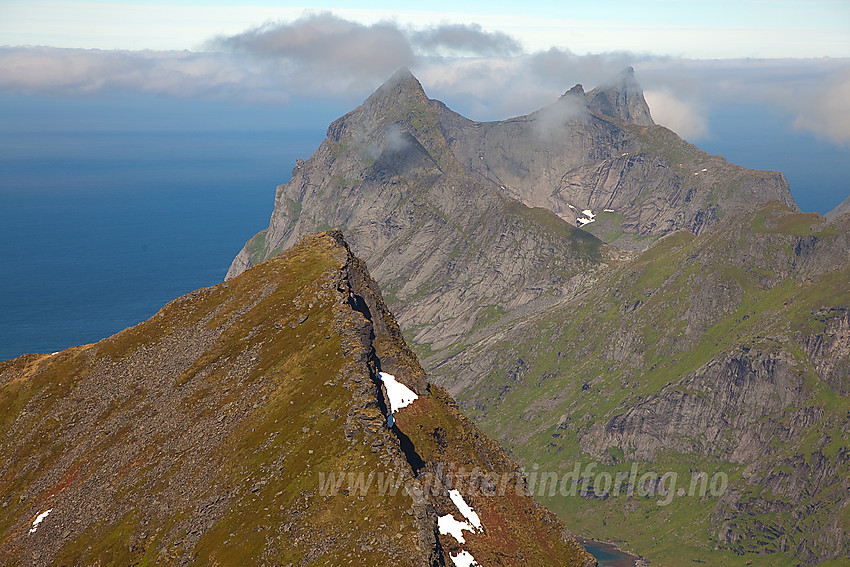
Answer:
top-left (228, 69), bottom-right (604, 352)
top-left (229, 68), bottom-right (797, 360)
top-left (437, 73), bottom-right (795, 250)
top-left (0, 231), bottom-right (593, 567)
top-left (434, 204), bottom-right (850, 565)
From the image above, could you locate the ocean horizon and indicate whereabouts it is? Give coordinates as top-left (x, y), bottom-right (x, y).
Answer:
top-left (0, 127), bottom-right (324, 361)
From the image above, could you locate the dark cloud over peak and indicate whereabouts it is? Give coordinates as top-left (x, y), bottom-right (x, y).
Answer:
top-left (1, 12), bottom-right (848, 146)
top-left (207, 13), bottom-right (522, 83)
top-left (210, 13), bottom-right (412, 78)
top-left (411, 23), bottom-right (521, 57)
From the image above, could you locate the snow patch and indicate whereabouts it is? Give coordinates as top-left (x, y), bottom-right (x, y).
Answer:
top-left (449, 489), bottom-right (482, 530)
top-left (576, 209), bottom-right (597, 225)
top-left (379, 372), bottom-right (417, 427)
top-left (701, 168), bottom-right (708, 172)
top-left (438, 514), bottom-right (474, 544)
top-left (379, 372), bottom-right (417, 413)
top-left (29, 509), bottom-right (52, 534)
top-left (603, 208), bottom-right (615, 213)
top-left (568, 204), bottom-right (576, 209)
top-left (450, 550), bottom-right (480, 567)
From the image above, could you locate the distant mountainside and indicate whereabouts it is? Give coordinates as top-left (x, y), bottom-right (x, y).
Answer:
top-left (827, 194), bottom-right (850, 220)
top-left (435, 66), bottom-right (795, 250)
top-left (228, 68), bottom-right (605, 352)
top-left (228, 67), bottom-right (795, 351)
top-left (223, 69), bottom-right (846, 565)
top-left (435, 203), bottom-right (850, 564)
top-left (0, 231), bottom-right (593, 566)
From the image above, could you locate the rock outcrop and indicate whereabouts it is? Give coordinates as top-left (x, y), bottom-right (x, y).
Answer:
top-left (0, 231), bottom-right (594, 566)
top-left (585, 66), bottom-right (654, 127)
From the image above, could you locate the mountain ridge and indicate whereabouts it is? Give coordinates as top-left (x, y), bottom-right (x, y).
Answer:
top-left (0, 230), bottom-right (595, 566)
top-left (826, 194), bottom-right (850, 220)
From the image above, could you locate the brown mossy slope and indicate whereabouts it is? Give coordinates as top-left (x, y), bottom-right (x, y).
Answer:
top-left (395, 385), bottom-right (593, 566)
top-left (0, 231), bottom-right (593, 566)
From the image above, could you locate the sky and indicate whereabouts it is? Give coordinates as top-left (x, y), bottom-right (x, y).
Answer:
top-left (1, 0), bottom-right (849, 211)
top-left (2, 1), bottom-right (849, 58)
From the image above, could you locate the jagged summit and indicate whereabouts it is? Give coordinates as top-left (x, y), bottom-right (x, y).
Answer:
top-left (586, 66), bottom-right (654, 126)
top-left (324, 66), bottom-right (449, 172)
top-left (369, 66), bottom-right (428, 103)
top-left (562, 83), bottom-right (586, 100)
top-left (0, 231), bottom-right (594, 566)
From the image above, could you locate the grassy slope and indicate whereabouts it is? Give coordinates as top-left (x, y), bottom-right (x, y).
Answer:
top-left (1, 232), bottom-right (594, 566)
top-left (0, 236), bottom-right (422, 565)
top-left (458, 203), bottom-right (850, 565)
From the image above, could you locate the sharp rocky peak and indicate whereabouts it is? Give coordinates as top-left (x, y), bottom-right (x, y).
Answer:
top-left (326, 67), bottom-right (435, 143)
top-left (586, 66), bottom-right (654, 126)
top-left (562, 83), bottom-right (586, 100)
top-left (364, 67), bottom-right (429, 109)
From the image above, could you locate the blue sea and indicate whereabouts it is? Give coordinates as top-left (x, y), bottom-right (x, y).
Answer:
top-left (0, 125), bottom-right (325, 361)
top-left (1, 97), bottom-right (847, 362)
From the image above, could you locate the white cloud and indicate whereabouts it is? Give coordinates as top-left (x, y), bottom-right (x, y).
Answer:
top-left (1, 13), bottom-right (848, 146)
top-left (644, 90), bottom-right (709, 140)
top-left (639, 58), bottom-right (850, 146)
top-left (0, 47), bottom-right (283, 101)
top-left (791, 69), bottom-right (850, 144)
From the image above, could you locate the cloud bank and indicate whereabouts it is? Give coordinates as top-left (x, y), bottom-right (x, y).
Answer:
top-left (1, 12), bottom-right (848, 144)
top-left (644, 90), bottom-right (708, 140)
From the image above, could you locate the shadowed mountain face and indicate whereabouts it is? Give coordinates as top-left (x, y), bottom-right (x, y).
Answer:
top-left (0, 231), bottom-right (594, 567)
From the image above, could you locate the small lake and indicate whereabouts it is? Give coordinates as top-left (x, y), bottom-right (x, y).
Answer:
top-left (577, 537), bottom-right (638, 567)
